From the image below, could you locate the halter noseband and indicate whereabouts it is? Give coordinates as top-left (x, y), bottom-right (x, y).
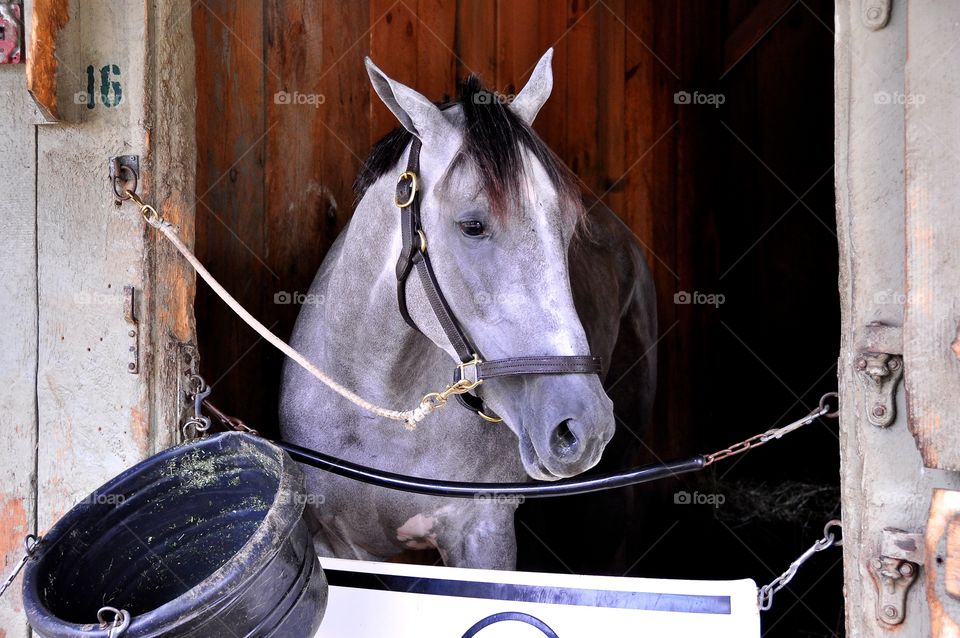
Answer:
top-left (394, 138), bottom-right (602, 422)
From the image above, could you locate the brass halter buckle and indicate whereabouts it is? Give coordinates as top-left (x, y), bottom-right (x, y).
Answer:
top-left (395, 171), bottom-right (419, 208)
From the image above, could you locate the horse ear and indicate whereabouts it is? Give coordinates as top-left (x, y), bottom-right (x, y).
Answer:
top-left (365, 57), bottom-right (459, 155)
top-left (510, 49), bottom-right (554, 125)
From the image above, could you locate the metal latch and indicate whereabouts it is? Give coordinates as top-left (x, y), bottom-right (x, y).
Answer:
top-left (870, 528), bottom-right (923, 626)
top-left (856, 323), bottom-right (903, 428)
top-left (0, 2), bottom-right (23, 64)
top-left (123, 285), bottom-right (139, 374)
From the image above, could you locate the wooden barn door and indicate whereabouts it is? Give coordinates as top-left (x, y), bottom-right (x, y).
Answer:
top-left (0, 2), bottom-right (196, 635)
top-left (837, 0), bottom-right (960, 635)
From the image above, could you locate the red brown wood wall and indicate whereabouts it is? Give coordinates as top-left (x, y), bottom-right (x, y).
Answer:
top-left (192, 0), bottom-right (697, 457)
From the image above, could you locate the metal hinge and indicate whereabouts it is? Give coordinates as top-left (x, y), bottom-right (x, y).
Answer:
top-left (855, 323), bottom-right (903, 428)
top-left (870, 528), bottom-right (923, 626)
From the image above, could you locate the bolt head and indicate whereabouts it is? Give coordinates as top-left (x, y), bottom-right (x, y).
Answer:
top-left (856, 357), bottom-right (868, 370)
top-left (128, 362), bottom-right (136, 370)
top-left (882, 604), bottom-right (898, 619)
top-left (867, 6), bottom-right (882, 20)
top-left (872, 405), bottom-right (887, 418)
top-left (899, 562), bottom-right (914, 576)
top-left (887, 358), bottom-right (900, 371)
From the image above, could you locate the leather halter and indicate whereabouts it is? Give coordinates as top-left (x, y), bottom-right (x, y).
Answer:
top-left (393, 138), bottom-right (602, 421)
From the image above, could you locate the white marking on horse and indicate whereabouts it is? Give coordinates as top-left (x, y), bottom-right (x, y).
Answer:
top-left (396, 513), bottom-right (438, 549)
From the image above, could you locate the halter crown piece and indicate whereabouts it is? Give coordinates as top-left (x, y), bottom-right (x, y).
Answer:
top-left (393, 139), bottom-right (603, 422)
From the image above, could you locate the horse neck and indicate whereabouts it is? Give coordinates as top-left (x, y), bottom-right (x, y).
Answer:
top-left (321, 177), bottom-right (445, 400)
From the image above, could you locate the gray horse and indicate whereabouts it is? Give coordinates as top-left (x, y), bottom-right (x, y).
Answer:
top-left (279, 49), bottom-right (656, 569)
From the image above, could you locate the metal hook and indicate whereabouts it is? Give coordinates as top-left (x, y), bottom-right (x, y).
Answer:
top-left (97, 607), bottom-right (130, 637)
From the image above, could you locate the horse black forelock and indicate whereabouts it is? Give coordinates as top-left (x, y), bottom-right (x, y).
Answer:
top-left (354, 75), bottom-right (582, 222)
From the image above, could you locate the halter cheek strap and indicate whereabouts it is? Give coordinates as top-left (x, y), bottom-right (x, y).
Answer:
top-left (394, 139), bottom-right (602, 421)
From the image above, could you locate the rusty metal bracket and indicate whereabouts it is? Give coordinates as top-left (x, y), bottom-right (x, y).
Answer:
top-left (862, 0), bottom-right (891, 30)
top-left (122, 285), bottom-right (139, 374)
top-left (855, 352), bottom-right (903, 427)
top-left (109, 155), bottom-right (139, 200)
top-left (870, 528), bottom-right (922, 626)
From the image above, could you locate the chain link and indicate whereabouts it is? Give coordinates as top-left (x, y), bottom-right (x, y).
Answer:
top-left (704, 393), bottom-right (838, 466)
top-left (0, 534), bottom-right (41, 599)
top-left (758, 519), bottom-right (842, 611)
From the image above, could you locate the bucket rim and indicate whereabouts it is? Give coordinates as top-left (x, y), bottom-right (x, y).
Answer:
top-left (22, 432), bottom-right (306, 637)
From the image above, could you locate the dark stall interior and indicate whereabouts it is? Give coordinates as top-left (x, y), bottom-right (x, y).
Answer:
top-left (193, 1), bottom-right (840, 635)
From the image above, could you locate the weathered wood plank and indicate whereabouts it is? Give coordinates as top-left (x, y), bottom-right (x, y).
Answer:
top-left (192, 0), bottom-right (269, 427)
top-left (904, 0), bottom-right (960, 471)
top-left (926, 489), bottom-right (960, 636)
top-left (623, 0), bottom-right (679, 458)
top-left (322, 0), bottom-right (371, 229)
top-left (495, 0), bottom-right (539, 95)
top-left (564, 0), bottom-right (600, 193)
top-left (454, 0), bottom-right (496, 84)
top-left (145, 0), bottom-right (198, 454)
top-left (531, 0), bottom-right (566, 153)
top-left (836, 0), bottom-right (960, 634)
top-left (25, 0), bottom-right (68, 121)
top-left (35, 0), bottom-right (152, 527)
top-left (265, 0), bottom-right (327, 381)
top-left (417, 0), bottom-right (456, 102)
top-left (0, 48), bottom-right (40, 638)
top-left (595, 0), bottom-right (625, 216)
top-left (369, 0), bottom-right (417, 143)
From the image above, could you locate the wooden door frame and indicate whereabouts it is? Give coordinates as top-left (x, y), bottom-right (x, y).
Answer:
top-left (0, 1), bottom-right (196, 635)
top-left (836, 0), bottom-right (960, 635)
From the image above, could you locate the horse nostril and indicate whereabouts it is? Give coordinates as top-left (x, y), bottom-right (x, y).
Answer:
top-left (550, 420), bottom-right (580, 457)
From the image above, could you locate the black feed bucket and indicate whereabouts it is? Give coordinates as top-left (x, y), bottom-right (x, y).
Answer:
top-left (22, 432), bottom-right (327, 637)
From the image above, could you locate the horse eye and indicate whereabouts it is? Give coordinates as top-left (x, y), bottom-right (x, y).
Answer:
top-left (459, 220), bottom-right (486, 237)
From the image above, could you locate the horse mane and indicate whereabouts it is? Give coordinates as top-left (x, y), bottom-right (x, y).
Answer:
top-left (354, 75), bottom-right (582, 220)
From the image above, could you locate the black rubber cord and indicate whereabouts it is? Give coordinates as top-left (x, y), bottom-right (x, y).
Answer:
top-left (272, 439), bottom-right (705, 499)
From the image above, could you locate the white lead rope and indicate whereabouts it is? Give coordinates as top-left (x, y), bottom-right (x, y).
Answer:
top-left (128, 193), bottom-right (438, 429)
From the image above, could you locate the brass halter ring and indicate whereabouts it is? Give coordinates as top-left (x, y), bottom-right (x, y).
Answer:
top-left (395, 171), bottom-right (419, 208)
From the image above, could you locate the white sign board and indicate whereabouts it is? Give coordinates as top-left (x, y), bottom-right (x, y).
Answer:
top-left (316, 557), bottom-right (760, 637)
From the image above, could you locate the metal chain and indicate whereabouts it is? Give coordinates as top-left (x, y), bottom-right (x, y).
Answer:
top-left (0, 534), bottom-right (41, 599)
top-left (758, 519), bottom-right (842, 611)
top-left (704, 392), bottom-right (839, 466)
